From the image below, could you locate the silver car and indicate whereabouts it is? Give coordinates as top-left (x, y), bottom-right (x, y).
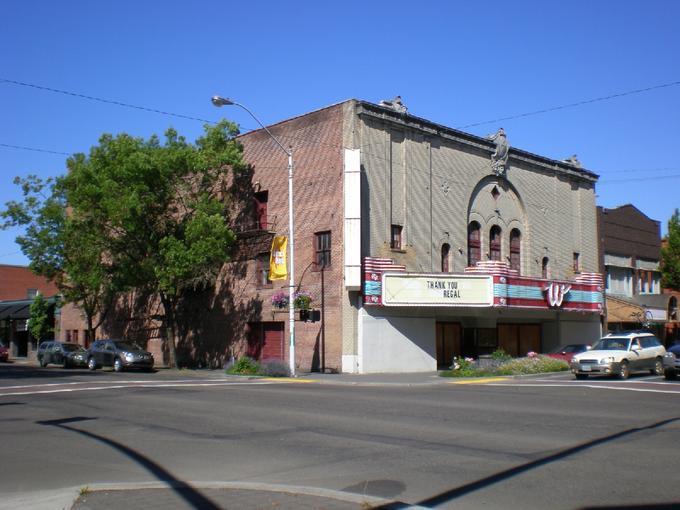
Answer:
top-left (570, 332), bottom-right (666, 380)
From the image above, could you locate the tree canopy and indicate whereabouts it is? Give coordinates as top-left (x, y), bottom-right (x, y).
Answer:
top-left (661, 209), bottom-right (680, 291)
top-left (3, 120), bottom-right (245, 366)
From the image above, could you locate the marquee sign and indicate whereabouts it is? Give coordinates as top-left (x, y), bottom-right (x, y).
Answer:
top-left (363, 257), bottom-right (603, 313)
top-left (382, 274), bottom-right (493, 307)
top-left (544, 282), bottom-right (572, 307)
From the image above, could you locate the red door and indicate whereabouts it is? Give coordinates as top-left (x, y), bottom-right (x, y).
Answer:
top-left (247, 322), bottom-right (284, 361)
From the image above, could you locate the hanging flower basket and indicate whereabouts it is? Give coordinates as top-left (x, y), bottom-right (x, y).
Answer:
top-left (293, 291), bottom-right (312, 310)
top-left (271, 291), bottom-right (289, 309)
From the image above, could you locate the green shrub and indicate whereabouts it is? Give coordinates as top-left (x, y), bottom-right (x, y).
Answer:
top-left (226, 356), bottom-right (261, 375)
top-left (440, 354), bottom-right (568, 378)
top-left (490, 348), bottom-right (512, 362)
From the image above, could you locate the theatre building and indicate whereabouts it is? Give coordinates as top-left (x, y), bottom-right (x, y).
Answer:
top-left (234, 97), bottom-right (604, 373)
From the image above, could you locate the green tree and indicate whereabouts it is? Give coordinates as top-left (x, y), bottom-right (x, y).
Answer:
top-left (2, 176), bottom-right (115, 342)
top-left (28, 293), bottom-right (53, 348)
top-left (62, 121), bottom-right (243, 367)
top-left (661, 209), bottom-right (680, 290)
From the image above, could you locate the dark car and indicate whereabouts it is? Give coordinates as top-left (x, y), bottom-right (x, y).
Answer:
top-left (87, 339), bottom-right (154, 372)
top-left (37, 341), bottom-right (88, 368)
top-left (546, 343), bottom-right (591, 363)
top-left (0, 344), bottom-right (9, 362)
top-left (663, 343), bottom-right (680, 380)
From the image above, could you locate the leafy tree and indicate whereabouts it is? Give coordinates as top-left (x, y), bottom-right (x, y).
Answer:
top-left (62, 121), bottom-right (243, 367)
top-left (2, 176), bottom-right (115, 342)
top-left (28, 293), bottom-right (53, 347)
top-left (661, 209), bottom-right (680, 290)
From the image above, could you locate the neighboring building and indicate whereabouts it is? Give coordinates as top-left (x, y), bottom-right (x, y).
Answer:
top-left (0, 264), bottom-right (59, 357)
top-left (598, 205), bottom-right (672, 339)
top-left (66, 98), bottom-right (606, 372)
top-left (662, 238), bottom-right (680, 344)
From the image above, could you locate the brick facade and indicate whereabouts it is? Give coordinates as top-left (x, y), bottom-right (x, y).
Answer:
top-left (0, 264), bottom-right (58, 301)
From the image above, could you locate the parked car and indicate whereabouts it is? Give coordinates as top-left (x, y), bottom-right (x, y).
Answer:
top-left (87, 339), bottom-right (154, 372)
top-left (546, 343), bottom-right (591, 362)
top-left (0, 344), bottom-right (9, 362)
top-left (37, 341), bottom-right (88, 368)
top-left (663, 343), bottom-right (680, 380)
top-left (570, 331), bottom-right (666, 380)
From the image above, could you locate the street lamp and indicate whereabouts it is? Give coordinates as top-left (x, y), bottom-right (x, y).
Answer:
top-left (211, 96), bottom-right (296, 376)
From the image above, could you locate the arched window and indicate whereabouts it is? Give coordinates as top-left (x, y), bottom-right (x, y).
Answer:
top-left (542, 257), bottom-right (549, 279)
top-left (489, 226), bottom-right (502, 261)
top-left (467, 222), bottom-right (481, 267)
top-left (509, 229), bottom-right (521, 273)
top-left (441, 243), bottom-right (451, 272)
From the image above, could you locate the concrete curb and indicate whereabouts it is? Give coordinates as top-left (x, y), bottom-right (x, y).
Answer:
top-left (1, 481), bottom-right (395, 510)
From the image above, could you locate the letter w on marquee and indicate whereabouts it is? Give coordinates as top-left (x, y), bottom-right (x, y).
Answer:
top-left (543, 282), bottom-right (571, 307)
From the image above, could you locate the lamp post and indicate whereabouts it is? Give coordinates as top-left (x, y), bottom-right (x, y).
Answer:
top-left (211, 96), bottom-right (296, 376)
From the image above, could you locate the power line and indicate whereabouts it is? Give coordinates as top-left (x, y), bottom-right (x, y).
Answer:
top-left (599, 174), bottom-right (680, 183)
top-left (456, 80), bottom-right (680, 129)
top-left (1, 78), bottom-right (213, 124)
top-left (0, 143), bottom-right (71, 156)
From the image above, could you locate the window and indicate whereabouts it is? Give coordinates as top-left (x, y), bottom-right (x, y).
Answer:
top-left (441, 243), bottom-right (450, 272)
top-left (669, 297), bottom-right (678, 321)
top-left (509, 229), bottom-right (521, 273)
top-left (315, 231), bottom-right (331, 268)
top-left (390, 225), bottom-right (403, 250)
top-left (254, 191), bottom-right (268, 230)
top-left (256, 253), bottom-right (271, 287)
top-left (467, 222), bottom-right (481, 267)
top-left (542, 257), bottom-right (549, 279)
top-left (489, 226), bottom-right (501, 261)
top-left (573, 252), bottom-right (580, 273)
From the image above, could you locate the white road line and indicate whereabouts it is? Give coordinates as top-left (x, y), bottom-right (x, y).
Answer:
top-left (0, 379), bottom-right (236, 390)
top-left (0, 381), bottom-right (275, 397)
top-left (484, 382), bottom-right (680, 394)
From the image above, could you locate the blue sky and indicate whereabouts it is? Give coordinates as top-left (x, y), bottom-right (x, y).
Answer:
top-left (2, 0), bottom-right (679, 266)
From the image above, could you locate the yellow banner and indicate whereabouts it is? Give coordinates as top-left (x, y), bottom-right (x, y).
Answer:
top-left (269, 236), bottom-right (288, 280)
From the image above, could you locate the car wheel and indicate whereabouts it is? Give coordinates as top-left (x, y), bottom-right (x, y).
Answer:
top-left (651, 358), bottom-right (663, 376)
top-left (39, 358), bottom-right (47, 368)
top-left (575, 374), bottom-right (588, 380)
top-left (113, 358), bottom-right (123, 373)
top-left (63, 359), bottom-right (70, 369)
top-left (87, 357), bottom-right (97, 371)
top-left (665, 368), bottom-right (678, 380)
top-left (617, 361), bottom-right (630, 380)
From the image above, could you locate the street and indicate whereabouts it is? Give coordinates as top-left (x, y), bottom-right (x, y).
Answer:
top-left (1, 365), bottom-right (679, 509)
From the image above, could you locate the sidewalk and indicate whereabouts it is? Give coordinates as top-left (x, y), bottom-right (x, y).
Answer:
top-left (1, 482), bottom-right (397, 510)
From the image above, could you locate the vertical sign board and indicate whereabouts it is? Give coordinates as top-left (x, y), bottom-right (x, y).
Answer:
top-left (382, 274), bottom-right (493, 307)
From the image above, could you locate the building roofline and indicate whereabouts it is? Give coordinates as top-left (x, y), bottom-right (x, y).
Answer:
top-left (354, 100), bottom-right (599, 182)
top-left (599, 204), bottom-right (660, 224)
top-left (233, 97), bottom-right (599, 182)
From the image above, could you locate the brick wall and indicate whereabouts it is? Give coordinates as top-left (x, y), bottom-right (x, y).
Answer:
top-left (0, 264), bottom-right (59, 301)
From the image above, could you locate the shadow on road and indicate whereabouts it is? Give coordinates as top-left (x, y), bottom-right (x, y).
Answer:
top-left (0, 365), bottom-right (106, 380)
top-left (375, 416), bottom-right (680, 509)
top-left (37, 416), bottom-right (220, 510)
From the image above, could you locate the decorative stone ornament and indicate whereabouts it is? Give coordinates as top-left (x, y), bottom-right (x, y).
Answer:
top-left (379, 96), bottom-right (408, 113)
top-left (488, 127), bottom-right (509, 177)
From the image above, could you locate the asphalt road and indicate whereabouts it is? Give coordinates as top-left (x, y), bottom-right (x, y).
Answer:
top-left (1, 365), bottom-right (679, 509)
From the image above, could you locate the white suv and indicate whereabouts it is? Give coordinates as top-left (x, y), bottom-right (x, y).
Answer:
top-left (570, 331), bottom-right (666, 380)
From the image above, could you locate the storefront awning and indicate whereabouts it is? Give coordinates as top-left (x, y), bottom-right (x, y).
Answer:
top-left (0, 303), bottom-right (30, 320)
top-left (605, 295), bottom-right (667, 323)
